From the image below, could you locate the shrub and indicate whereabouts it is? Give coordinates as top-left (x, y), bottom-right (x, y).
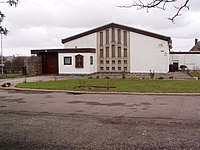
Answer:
top-left (131, 73), bottom-right (137, 80)
top-left (180, 65), bottom-right (187, 71)
top-left (96, 76), bottom-right (100, 79)
top-left (169, 76), bottom-right (173, 80)
top-left (158, 77), bottom-right (164, 80)
top-left (149, 70), bottom-right (155, 79)
top-left (88, 77), bottom-right (93, 79)
top-left (105, 76), bottom-right (110, 79)
top-left (122, 69), bottom-right (126, 79)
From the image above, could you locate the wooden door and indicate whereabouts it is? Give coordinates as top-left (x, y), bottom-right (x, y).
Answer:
top-left (42, 53), bottom-right (58, 74)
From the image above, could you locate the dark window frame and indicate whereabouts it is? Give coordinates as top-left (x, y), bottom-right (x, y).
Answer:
top-left (100, 32), bottom-right (103, 46)
top-left (106, 30), bottom-right (109, 44)
top-left (106, 47), bottom-right (109, 57)
top-left (90, 56), bottom-right (93, 65)
top-left (118, 29), bottom-right (121, 44)
top-left (124, 48), bottom-right (127, 57)
top-left (112, 28), bottom-right (115, 42)
top-left (124, 31), bottom-right (127, 46)
top-left (100, 49), bottom-right (103, 58)
top-left (64, 57), bottom-right (72, 65)
top-left (118, 47), bottom-right (121, 57)
top-left (112, 45), bottom-right (115, 58)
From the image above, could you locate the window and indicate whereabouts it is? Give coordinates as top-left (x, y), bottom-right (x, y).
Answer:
top-left (100, 32), bottom-right (103, 46)
top-left (112, 67), bottom-right (115, 71)
top-left (118, 29), bottom-right (121, 43)
top-left (100, 67), bottom-right (104, 70)
top-left (112, 45), bottom-right (115, 57)
top-left (118, 67), bottom-right (121, 71)
top-left (75, 54), bottom-right (84, 68)
top-left (124, 67), bottom-right (127, 71)
top-left (90, 56), bottom-right (93, 65)
top-left (106, 30), bottom-right (109, 44)
top-left (112, 60), bottom-right (115, 64)
top-left (106, 67), bottom-right (109, 71)
top-left (112, 28), bottom-right (115, 42)
top-left (106, 47), bottom-right (109, 57)
top-left (124, 60), bottom-right (127, 64)
top-left (118, 47), bottom-right (121, 57)
top-left (106, 60), bottom-right (109, 64)
top-left (64, 57), bottom-right (72, 65)
top-left (124, 31), bottom-right (127, 46)
top-left (118, 60), bottom-right (121, 64)
top-left (100, 49), bottom-right (103, 58)
top-left (124, 48), bottom-right (127, 57)
top-left (100, 60), bottom-right (104, 64)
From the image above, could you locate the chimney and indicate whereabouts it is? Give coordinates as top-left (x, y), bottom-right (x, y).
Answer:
top-left (195, 38), bottom-right (198, 45)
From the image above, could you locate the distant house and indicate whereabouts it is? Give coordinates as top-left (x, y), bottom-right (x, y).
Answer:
top-left (31, 23), bottom-right (172, 75)
top-left (170, 39), bottom-right (200, 70)
top-left (190, 40), bottom-right (200, 51)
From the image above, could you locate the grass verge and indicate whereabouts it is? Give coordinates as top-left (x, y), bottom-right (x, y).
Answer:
top-left (16, 79), bottom-right (200, 93)
top-left (189, 72), bottom-right (200, 79)
top-left (0, 73), bottom-right (22, 79)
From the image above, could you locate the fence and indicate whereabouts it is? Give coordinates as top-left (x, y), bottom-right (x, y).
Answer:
top-left (2, 66), bottom-right (26, 76)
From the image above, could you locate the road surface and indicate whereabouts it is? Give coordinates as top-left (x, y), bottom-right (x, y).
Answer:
top-left (0, 89), bottom-right (200, 149)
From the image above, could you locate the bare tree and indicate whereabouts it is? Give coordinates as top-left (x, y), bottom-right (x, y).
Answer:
top-left (0, 0), bottom-right (19, 31)
top-left (0, 0), bottom-right (19, 74)
top-left (118, 0), bottom-right (190, 23)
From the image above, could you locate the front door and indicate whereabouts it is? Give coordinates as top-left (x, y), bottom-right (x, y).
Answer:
top-left (42, 53), bottom-right (58, 74)
top-left (173, 63), bottom-right (179, 71)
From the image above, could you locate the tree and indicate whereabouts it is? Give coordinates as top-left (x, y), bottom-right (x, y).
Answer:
top-left (0, 0), bottom-right (19, 32)
top-left (0, 0), bottom-right (19, 74)
top-left (119, 0), bottom-right (190, 23)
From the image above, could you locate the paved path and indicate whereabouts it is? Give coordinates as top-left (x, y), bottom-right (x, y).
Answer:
top-left (0, 75), bottom-right (87, 86)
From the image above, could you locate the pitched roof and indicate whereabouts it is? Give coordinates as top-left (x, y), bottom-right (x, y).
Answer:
top-left (170, 51), bottom-right (200, 54)
top-left (190, 41), bottom-right (200, 51)
top-left (61, 23), bottom-right (171, 44)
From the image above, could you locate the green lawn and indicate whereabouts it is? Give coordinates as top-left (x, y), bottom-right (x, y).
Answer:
top-left (16, 79), bottom-right (200, 93)
top-left (189, 72), bottom-right (200, 78)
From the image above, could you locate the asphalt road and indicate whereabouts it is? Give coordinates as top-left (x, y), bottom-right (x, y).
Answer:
top-left (1, 89), bottom-right (200, 149)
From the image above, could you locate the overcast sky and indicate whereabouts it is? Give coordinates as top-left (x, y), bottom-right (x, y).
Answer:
top-left (1, 0), bottom-right (200, 56)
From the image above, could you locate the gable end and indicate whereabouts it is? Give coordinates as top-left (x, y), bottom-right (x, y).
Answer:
top-left (61, 23), bottom-right (171, 44)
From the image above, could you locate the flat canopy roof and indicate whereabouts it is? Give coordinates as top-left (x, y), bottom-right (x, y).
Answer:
top-left (31, 48), bottom-right (96, 54)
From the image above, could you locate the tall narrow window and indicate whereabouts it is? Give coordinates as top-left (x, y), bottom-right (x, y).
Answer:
top-left (124, 31), bottom-right (127, 46)
top-left (118, 47), bottom-right (121, 57)
top-left (118, 29), bottom-right (121, 44)
top-left (112, 28), bottom-right (115, 42)
top-left (124, 48), bottom-right (127, 57)
top-left (106, 47), bottom-right (109, 57)
top-left (106, 30), bottom-right (109, 44)
top-left (90, 56), bottom-right (93, 65)
top-left (100, 32), bottom-right (103, 46)
top-left (112, 45), bottom-right (115, 57)
top-left (100, 49), bottom-right (103, 58)
top-left (75, 54), bottom-right (84, 68)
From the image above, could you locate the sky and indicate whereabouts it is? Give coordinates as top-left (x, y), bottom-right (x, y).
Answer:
top-left (0, 0), bottom-right (200, 56)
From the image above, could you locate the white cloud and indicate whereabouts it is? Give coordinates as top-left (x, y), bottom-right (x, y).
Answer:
top-left (0, 0), bottom-right (200, 55)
